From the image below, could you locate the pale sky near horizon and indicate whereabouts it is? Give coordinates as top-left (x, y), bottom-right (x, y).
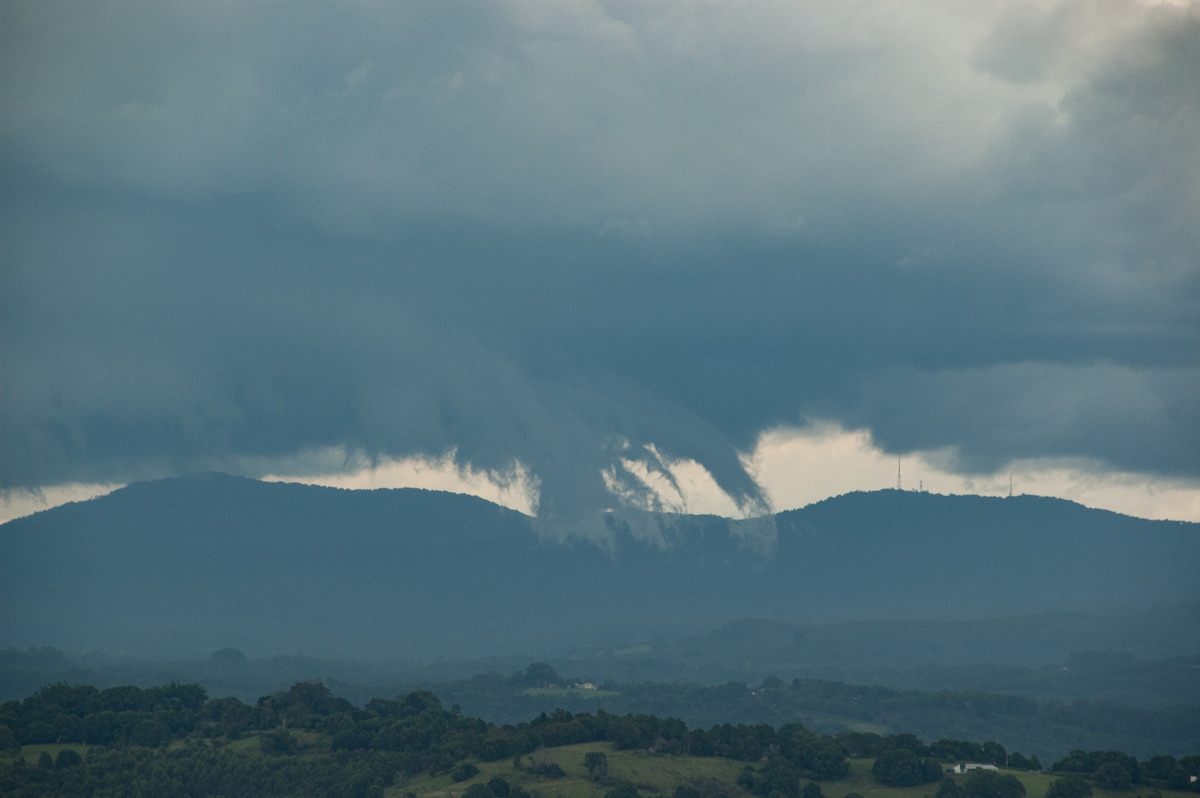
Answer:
top-left (4, 422), bottom-right (1197, 525)
top-left (3, 0), bottom-right (1198, 531)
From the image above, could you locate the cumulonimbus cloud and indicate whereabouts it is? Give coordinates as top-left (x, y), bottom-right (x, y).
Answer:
top-left (1, 0), bottom-right (1197, 526)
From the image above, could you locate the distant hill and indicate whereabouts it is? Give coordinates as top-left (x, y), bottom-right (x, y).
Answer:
top-left (2, 474), bottom-right (1197, 660)
top-left (562, 608), bottom-right (1200, 707)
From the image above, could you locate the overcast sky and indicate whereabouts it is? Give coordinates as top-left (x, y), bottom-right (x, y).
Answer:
top-left (2, 0), bottom-right (1198, 526)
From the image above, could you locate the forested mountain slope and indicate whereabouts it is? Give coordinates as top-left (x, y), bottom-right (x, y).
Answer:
top-left (2, 474), bottom-right (1197, 659)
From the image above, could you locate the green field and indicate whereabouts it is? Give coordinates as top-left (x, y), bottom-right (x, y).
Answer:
top-left (391, 749), bottom-right (1195, 798)
top-left (0, 741), bottom-right (91, 764)
top-left (3, 737), bottom-right (1194, 798)
top-left (4, 729), bottom-right (1195, 796)
top-left (393, 741), bottom-right (748, 798)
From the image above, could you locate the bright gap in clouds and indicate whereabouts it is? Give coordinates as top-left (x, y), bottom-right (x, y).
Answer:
top-left (588, 424), bottom-right (1200, 523)
top-left (260, 451), bottom-right (541, 517)
top-left (210, 431), bottom-right (1200, 524)
top-left (256, 431), bottom-right (1200, 522)
top-left (0, 482), bottom-right (124, 526)
top-left (746, 424), bottom-right (1200, 523)
top-left (3, 427), bottom-right (1199, 525)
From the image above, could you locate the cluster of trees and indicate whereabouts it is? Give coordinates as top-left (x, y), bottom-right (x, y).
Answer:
top-left (0, 682), bottom-right (208, 748)
top-left (2, 680), bottom-right (1199, 798)
top-left (870, 748), bottom-right (945, 787)
top-left (458, 773), bottom-right (538, 798)
top-left (833, 732), bottom-right (1037, 768)
top-left (7, 653), bottom-right (1200, 761)
top-left (0, 680), bottom-right (855, 797)
top-left (1051, 749), bottom-right (1200, 792)
top-left (938, 769), bottom-right (1027, 798)
top-left (1, 744), bottom-right (404, 798)
top-left (419, 668), bottom-right (1200, 761)
top-left (726, 723), bottom-right (851, 798)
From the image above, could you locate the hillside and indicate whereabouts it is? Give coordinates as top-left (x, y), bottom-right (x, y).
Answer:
top-left (2, 678), bottom-right (1199, 797)
top-left (2, 474), bottom-right (1198, 660)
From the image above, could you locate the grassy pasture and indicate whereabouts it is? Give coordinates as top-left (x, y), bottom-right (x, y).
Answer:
top-left (220, 733), bottom-right (265, 753)
top-left (396, 742), bottom-right (753, 798)
top-left (4, 735), bottom-right (1194, 798)
top-left (0, 741), bottom-right (91, 763)
top-left (834, 760), bottom-right (1194, 798)
top-left (397, 741), bottom-right (611, 798)
top-left (391, 750), bottom-right (1197, 798)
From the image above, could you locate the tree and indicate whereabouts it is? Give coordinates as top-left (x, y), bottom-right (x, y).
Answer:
top-left (452, 763), bottom-right (480, 782)
top-left (791, 735), bottom-right (849, 779)
top-left (518, 663), bottom-right (563, 689)
top-left (873, 749), bottom-right (943, 787)
top-left (932, 739), bottom-right (984, 763)
top-left (836, 732), bottom-right (884, 759)
top-left (1046, 776), bottom-right (1093, 798)
top-left (742, 758), bottom-right (804, 798)
top-left (269, 681), bottom-right (352, 719)
top-left (803, 782), bottom-right (825, 798)
top-left (130, 717), bottom-right (170, 747)
top-left (1142, 755), bottom-right (1190, 790)
top-left (981, 742), bottom-right (1008, 767)
top-left (54, 748), bottom-right (82, 769)
top-left (586, 751), bottom-right (610, 780)
top-left (23, 720), bottom-right (55, 744)
top-left (961, 769), bottom-right (1026, 798)
top-left (1095, 762), bottom-right (1133, 792)
top-left (885, 734), bottom-right (929, 755)
top-left (260, 727), bottom-right (296, 754)
top-left (465, 784), bottom-right (493, 798)
top-left (939, 778), bottom-right (964, 798)
top-left (204, 696), bottom-right (255, 739)
top-left (1008, 752), bottom-right (1036, 771)
top-left (1143, 756), bottom-right (1179, 782)
top-left (1052, 750), bottom-right (1140, 783)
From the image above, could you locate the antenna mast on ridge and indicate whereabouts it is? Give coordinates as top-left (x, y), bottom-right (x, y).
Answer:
top-left (896, 456), bottom-right (903, 491)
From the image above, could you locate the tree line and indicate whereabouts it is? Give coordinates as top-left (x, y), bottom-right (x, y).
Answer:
top-left (424, 669), bottom-right (1200, 760)
top-left (2, 679), bottom-right (1199, 798)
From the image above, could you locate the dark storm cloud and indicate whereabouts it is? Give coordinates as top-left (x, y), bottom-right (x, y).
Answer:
top-left (2, 0), bottom-right (1197, 523)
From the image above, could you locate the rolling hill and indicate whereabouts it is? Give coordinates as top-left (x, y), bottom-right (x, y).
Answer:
top-left (2, 474), bottom-right (1197, 660)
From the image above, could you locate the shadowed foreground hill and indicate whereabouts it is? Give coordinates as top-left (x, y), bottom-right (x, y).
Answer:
top-left (2, 474), bottom-right (1197, 658)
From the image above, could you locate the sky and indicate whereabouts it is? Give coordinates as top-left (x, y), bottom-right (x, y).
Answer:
top-left (2, 0), bottom-right (1198, 528)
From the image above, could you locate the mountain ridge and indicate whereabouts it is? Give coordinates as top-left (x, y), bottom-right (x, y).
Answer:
top-left (3, 473), bottom-right (1197, 659)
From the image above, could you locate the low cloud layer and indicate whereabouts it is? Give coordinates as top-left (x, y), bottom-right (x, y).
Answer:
top-left (2, 0), bottom-right (1197, 524)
